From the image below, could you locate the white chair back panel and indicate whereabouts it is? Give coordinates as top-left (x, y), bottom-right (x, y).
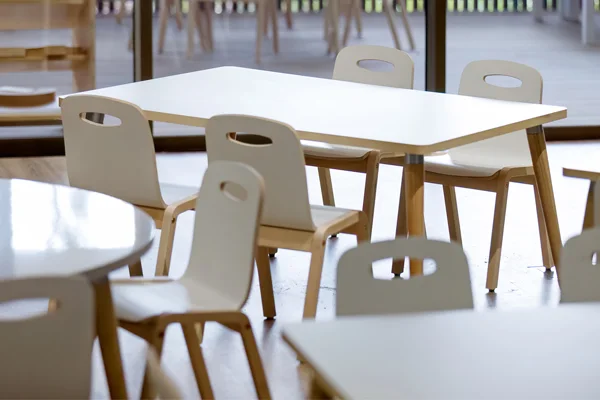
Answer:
top-left (560, 228), bottom-right (600, 303)
top-left (61, 95), bottom-right (166, 209)
top-left (333, 45), bottom-right (415, 89)
top-left (206, 115), bottom-right (316, 231)
top-left (449, 60), bottom-right (543, 170)
top-left (336, 238), bottom-right (474, 316)
top-left (0, 277), bottom-right (94, 399)
top-left (183, 161), bottom-right (264, 307)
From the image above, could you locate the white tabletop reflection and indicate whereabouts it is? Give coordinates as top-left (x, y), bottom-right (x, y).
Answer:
top-left (0, 179), bottom-right (155, 281)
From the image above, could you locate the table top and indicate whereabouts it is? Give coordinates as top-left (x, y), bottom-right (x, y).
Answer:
top-left (283, 304), bottom-right (600, 399)
top-left (0, 179), bottom-right (154, 281)
top-left (61, 67), bottom-right (567, 154)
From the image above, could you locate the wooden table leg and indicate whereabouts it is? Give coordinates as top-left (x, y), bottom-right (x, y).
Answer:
top-left (404, 154), bottom-right (425, 276)
top-left (583, 180), bottom-right (596, 230)
top-left (94, 278), bottom-right (128, 399)
top-left (526, 125), bottom-right (562, 278)
top-left (308, 372), bottom-right (333, 399)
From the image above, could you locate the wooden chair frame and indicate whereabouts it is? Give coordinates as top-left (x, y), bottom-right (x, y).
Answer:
top-left (395, 166), bottom-right (554, 291)
top-left (563, 167), bottom-right (600, 231)
top-left (117, 311), bottom-right (269, 399)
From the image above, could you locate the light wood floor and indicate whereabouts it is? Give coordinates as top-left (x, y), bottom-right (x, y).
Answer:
top-left (0, 139), bottom-right (597, 398)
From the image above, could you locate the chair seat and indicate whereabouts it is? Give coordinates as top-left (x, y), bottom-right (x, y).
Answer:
top-left (310, 204), bottom-right (358, 227)
top-left (159, 182), bottom-right (199, 205)
top-left (425, 153), bottom-right (501, 178)
top-left (111, 278), bottom-right (240, 322)
top-left (301, 140), bottom-right (372, 159)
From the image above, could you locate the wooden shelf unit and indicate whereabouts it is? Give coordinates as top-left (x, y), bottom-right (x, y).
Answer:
top-left (0, 0), bottom-right (95, 124)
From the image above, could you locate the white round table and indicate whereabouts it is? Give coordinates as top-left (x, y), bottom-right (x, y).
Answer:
top-left (0, 178), bottom-right (155, 399)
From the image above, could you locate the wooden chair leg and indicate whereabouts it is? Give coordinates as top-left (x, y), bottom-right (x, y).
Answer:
top-left (391, 173), bottom-right (407, 276)
top-left (323, 1), bottom-right (330, 41)
top-left (355, 211), bottom-right (370, 243)
top-left (181, 324), bottom-right (215, 399)
top-left (583, 180), bottom-right (596, 230)
top-left (443, 185), bottom-right (462, 244)
top-left (285, 0), bottom-right (293, 29)
top-left (158, 0), bottom-right (169, 54)
top-left (353, 0), bottom-right (363, 37)
top-left (128, 260), bottom-right (144, 277)
top-left (397, 0), bottom-right (415, 49)
top-left (116, 0), bottom-right (127, 24)
top-left (303, 237), bottom-right (327, 319)
top-left (155, 215), bottom-right (178, 276)
top-left (174, 0), bottom-right (184, 30)
top-left (318, 167), bottom-right (336, 207)
top-left (205, 5), bottom-right (214, 51)
top-left (361, 153), bottom-right (380, 239)
top-left (256, 247), bottom-right (276, 319)
top-left (140, 326), bottom-right (166, 400)
top-left (270, 0), bottom-right (279, 54)
top-left (239, 315), bottom-right (272, 399)
top-left (187, 0), bottom-right (197, 58)
top-left (486, 180), bottom-right (509, 292)
top-left (383, 0), bottom-right (401, 50)
top-left (342, 0), bottom-right (353, 46)
top-left (256, 0), bottom-right (266, 63)
top-left (534, 182), bottom-right (553, 269)
top-left (196, 6), bottom-right (210, 52)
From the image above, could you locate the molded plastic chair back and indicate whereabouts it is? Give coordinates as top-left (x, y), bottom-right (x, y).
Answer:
top-left (337, 237), bottom-right (474, 316)
top-left (61, 94), bottom-right (166, 208)
top-left (449, 60), bottom-right (543, 170)
top-left (560, 228), bottom-right (600, 303)
top-left (0, 276), bottom-right (94, 399)
top-left (183, 161), bottom-right (265, 308)
top-left (206, 114), bottom-right (315, 231)
top-left (333, 45), bottom-right (415, 89)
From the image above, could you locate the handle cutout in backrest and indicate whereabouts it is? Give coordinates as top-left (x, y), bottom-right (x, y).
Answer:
top-left (357, 59), bottom-right (395, 72)
top-left (226, 132), bottom-right (273, 147)
top-left (220, 181), bottom-right (248, 201)
top-left (336, 238), bottom-right (474, 316)
top-left (78, 112), bottom-right (122, 126)
top-left (371, 257), bottom-right (437, 280)
top-left (333, 45), bottom-right (414, 89)
top-left (0, 298), bottom-right (57, 322)
top-left (483, 74), bottom-right (523, 88)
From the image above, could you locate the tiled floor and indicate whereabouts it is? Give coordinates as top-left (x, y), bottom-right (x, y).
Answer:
top-left (0, 139), bottom-right (597, 398)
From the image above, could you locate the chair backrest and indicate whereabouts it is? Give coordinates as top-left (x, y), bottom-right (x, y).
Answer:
top-left (183, 161), bottom-right (264, 308)
top-left (0, 276), bottom-right (94, 399)
top-left (448, 60), bottom-right (543, 170)
top-left (333, 45), bottom-right (414, 89)
top-left (560, 228), bottom-right (600, 303)
top-left (336, 237), bottom-right (474, 316)
top-left (61, 94), bottom-right (166, 208)
top-left (206, 114), bottom-right (315, 231)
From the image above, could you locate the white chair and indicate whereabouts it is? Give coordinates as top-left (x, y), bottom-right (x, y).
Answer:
top-left (110, 161), bottom-right (271, 399)
top-left (560, 227), bottom-right (600, 303)
top-left (396, 60), bottom-right (555, 292)
top-left (303, 45), bottom-right (414, 236)
top-left (61, 95), bottom-right (198, 277)
top-left (0, 276), bottom-right (94, 399)
top-left (206, 114), bottom-right (370, 319)
top-left (337, 237), bottom-right (473, 316)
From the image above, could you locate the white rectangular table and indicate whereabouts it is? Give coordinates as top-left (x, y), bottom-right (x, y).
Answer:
top-left (61, 66), bottom-right (567, 275)
top-left (283, 304), bottom-right (600, 399)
